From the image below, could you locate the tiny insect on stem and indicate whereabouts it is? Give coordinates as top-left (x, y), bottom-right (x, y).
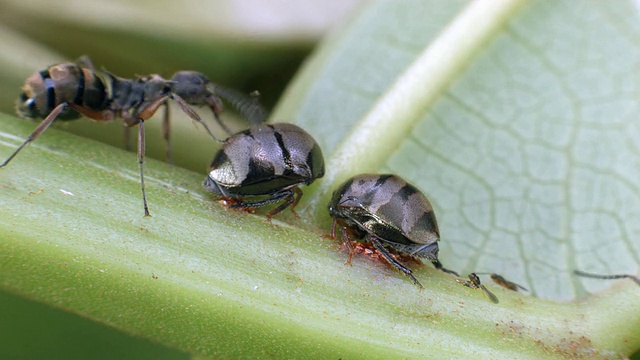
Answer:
top-left (327, 174), bottom-right (458, 289)
top-left (456, 273), bottom-right (499, 304)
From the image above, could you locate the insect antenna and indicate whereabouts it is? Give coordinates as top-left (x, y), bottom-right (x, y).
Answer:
top-left (574, 270), bottom-right (640, 286)
top-left (207, 84), bottom-right (269, 127)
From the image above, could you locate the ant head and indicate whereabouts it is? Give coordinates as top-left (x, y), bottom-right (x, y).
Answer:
top-left (170, 71), bottom-right (214, 105)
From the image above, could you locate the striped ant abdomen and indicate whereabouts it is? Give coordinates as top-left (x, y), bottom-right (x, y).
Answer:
top-left (16, 63), bottom-right (108, 121)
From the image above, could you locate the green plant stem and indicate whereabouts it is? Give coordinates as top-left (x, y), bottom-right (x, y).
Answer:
top-left (0, 115), bottom-right (638, 358)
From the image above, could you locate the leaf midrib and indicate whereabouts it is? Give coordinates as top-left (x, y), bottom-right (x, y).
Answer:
top-left (309, 0), bottom-right (530, 218)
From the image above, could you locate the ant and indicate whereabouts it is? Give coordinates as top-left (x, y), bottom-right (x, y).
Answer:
top-left (2, 56), bottom-right (240, 216)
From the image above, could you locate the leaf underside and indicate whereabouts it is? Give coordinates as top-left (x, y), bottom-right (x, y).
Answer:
top-left (275, 0), bottom-right (640, 302)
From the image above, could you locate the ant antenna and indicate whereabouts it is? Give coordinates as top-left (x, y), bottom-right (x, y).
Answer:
top-left (208, 84), bottom-right (269, 126)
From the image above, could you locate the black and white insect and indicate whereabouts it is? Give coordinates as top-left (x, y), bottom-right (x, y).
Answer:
top-left (1, 57), bottom-right (232, 216)
top-left (456, 273), bottom-right (500, 304)
top-left (327, 173), bottom-right (458, 288)
top-left (474, 272), bottom-right (528, 292)
top-left (574, 270), bottom-right (640, 286)
top-left (203, 91), bottom-right (325, 219)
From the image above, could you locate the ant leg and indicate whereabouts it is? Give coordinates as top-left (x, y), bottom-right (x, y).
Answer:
top-left (202, 84), bottom-right (233, 135)
top-left (1, 103), bottom-right (68, 167)
top-left (171, 93), bottom-right (223, 142)
top-left (206, 94), bottom-right (233, 136)
top-left (162, 102), bottom-right (172, 164)
top-left (369, 235), bottom-right (423, 289)
top-left (132, 94), bottom-right (175, 164)
top-left (211, 106), bottom-right (233, 136)
top-left (137, 120), bottom-right (151, 217)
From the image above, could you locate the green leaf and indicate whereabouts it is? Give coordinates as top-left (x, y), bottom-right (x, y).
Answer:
top-left (276, 0), bottom-right (640, 301)
top-left (2, 0), bottom-right (640, 358)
